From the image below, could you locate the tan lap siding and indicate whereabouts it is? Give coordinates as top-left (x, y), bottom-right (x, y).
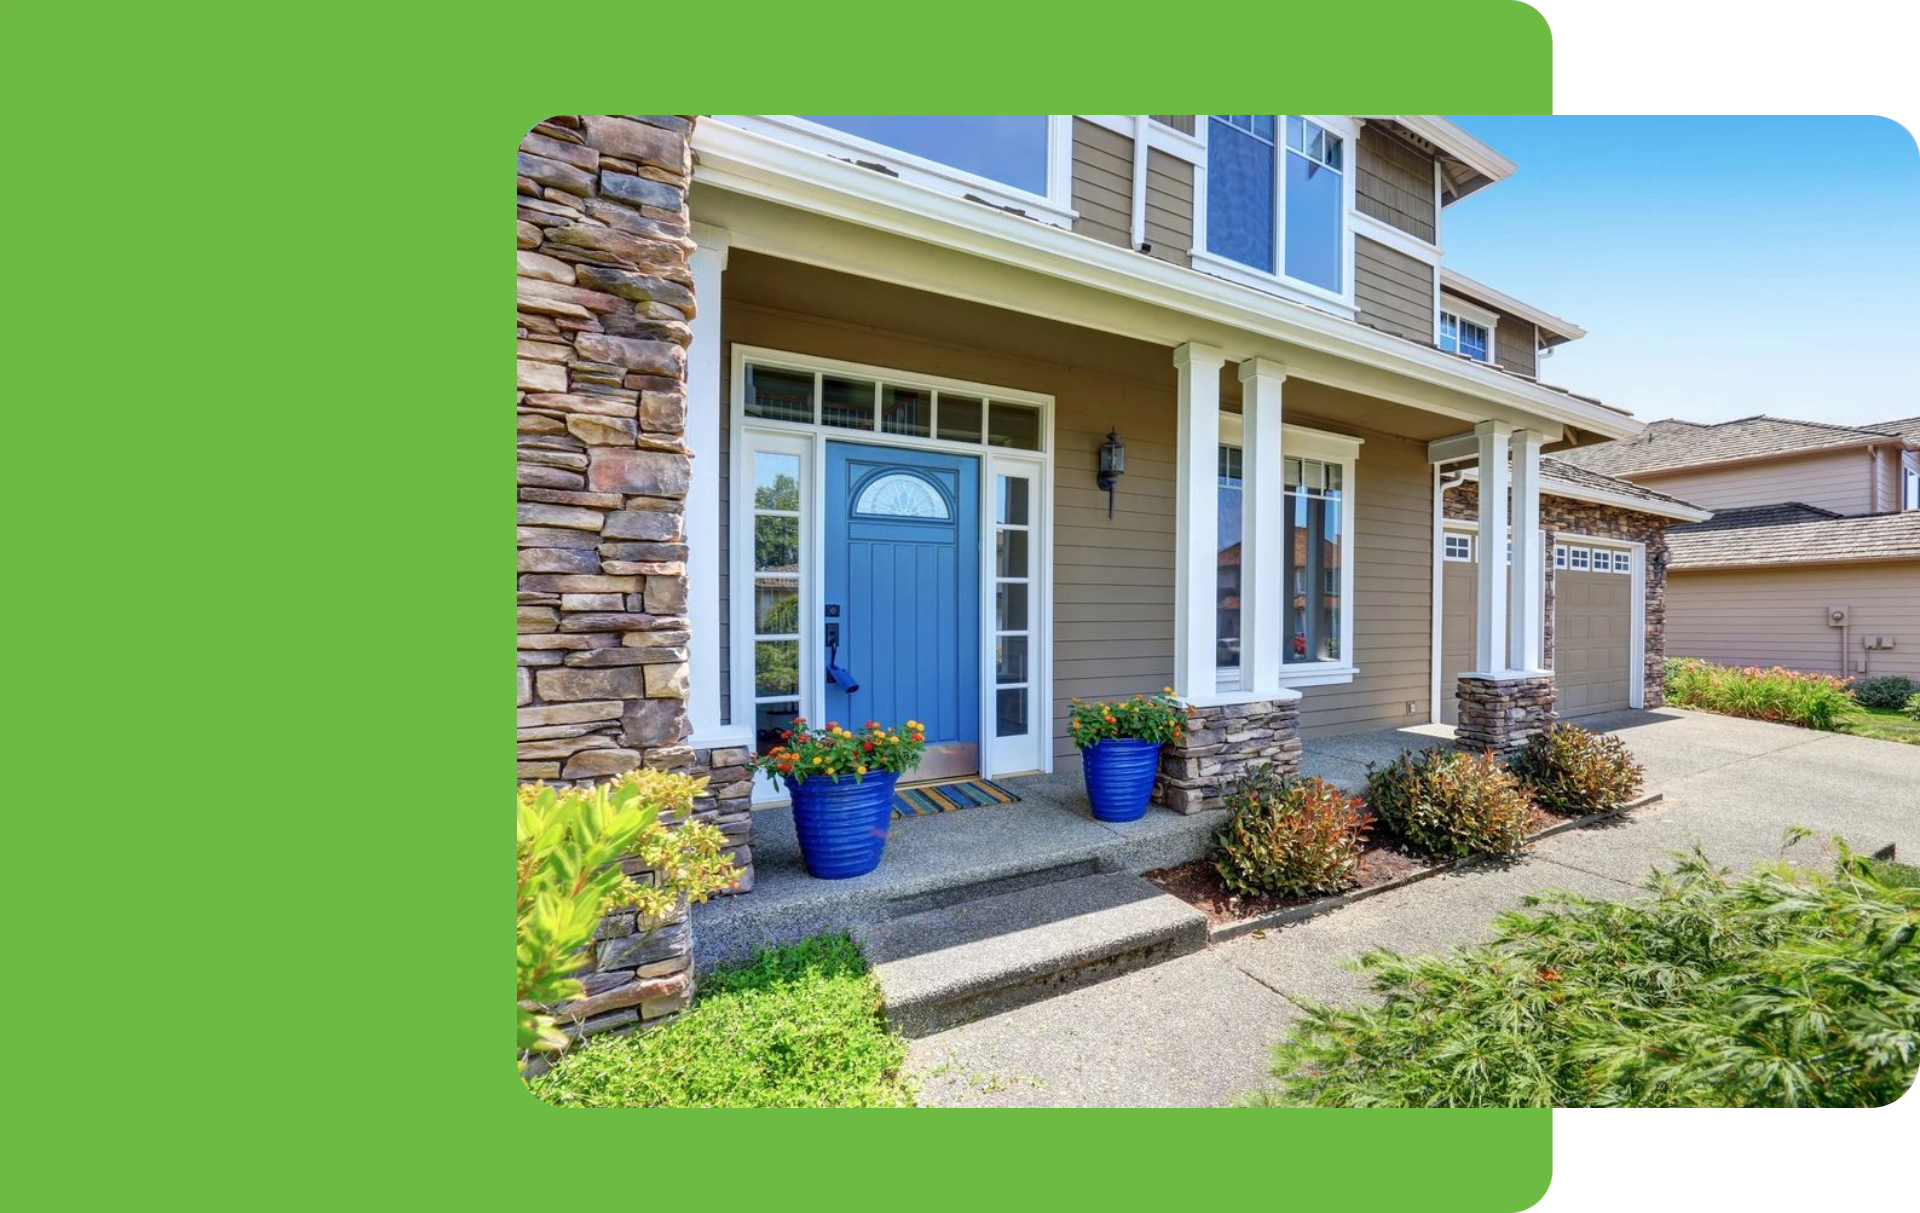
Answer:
top-left (1495, 320), bottom-right (1538, 379)
top-left (1355, 126), bottom-right (1438, 243)
top-left (1667, 562), bottom-right (1920, 680)
top-left (1290, 425), bottom-right (1436, 737)
top-left (1355, 236), bottom-right (1436, 345)
top-left (1636, 447), bottom-right (1875, 516)
top-left (1144, 150), bottom-right (1194, 269)
top-left (1070, 119), bottom-right (1134, 249)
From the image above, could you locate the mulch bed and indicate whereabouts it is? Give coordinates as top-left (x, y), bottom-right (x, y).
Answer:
top-left (1144, 841), bottom-right (1430, 928)
top-left (1145, 805), bottom-right (1573, 927)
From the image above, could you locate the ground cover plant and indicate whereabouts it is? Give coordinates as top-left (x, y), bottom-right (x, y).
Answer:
top-left (1850, 674), bottom-right (1917, 711)
top-left (1508, 722), bottom-right (1645, 815)
top-left (516, 771), bottom-right (736, 1064)
top-left (530, 934), bottom-right (914, 1107)
top-left (1909, 693), bottom-right (1920, 722)
top-left (1838, 700), bottom-right (1920, 746)
top-left (1665, 657), bottom-right (1854, 730)
top-left (1214, 766), bottom-right (1372, 899)
top-left (1365, 746), bottom-right (1533, 859)
top-left (1249, 841), bottom-right (1920, 1108)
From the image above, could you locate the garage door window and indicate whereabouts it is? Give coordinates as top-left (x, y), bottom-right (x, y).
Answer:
top-left (1568, 547), bottom-right (1591, 571)
top-left (1444, 533), bottom-right (1473, 562)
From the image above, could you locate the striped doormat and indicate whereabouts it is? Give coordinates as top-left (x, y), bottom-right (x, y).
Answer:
top-left (891, 777), bottom-right (1021, 819)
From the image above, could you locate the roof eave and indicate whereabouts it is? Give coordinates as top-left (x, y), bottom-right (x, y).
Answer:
top-left (1439, 267), bottom-right (1587, 343)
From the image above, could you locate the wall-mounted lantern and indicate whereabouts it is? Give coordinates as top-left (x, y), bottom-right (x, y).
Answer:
top-left (1098, 429), bottom-right (1126, 518)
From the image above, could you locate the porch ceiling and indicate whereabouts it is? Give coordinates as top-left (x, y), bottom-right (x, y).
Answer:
top-left (693, 179), bottom-right (1623, 442)
top-left (728, 250), bottom-right (1530, 447)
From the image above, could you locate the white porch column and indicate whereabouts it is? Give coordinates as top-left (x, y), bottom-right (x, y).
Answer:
top-left (686, 226), bottom-right (735, 745)
top-left (1508, 428), bottom-right (1546, 672)
top-left (1473, 419), bottom-right (1512, 674)
top-left (1237, 358), bottom-right (1287, 696)
top-left (1173, 342), bottom-right (1226, 698)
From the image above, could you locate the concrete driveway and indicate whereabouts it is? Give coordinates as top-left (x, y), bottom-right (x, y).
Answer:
top-left (906, 707), bottom-right (1920, 1107)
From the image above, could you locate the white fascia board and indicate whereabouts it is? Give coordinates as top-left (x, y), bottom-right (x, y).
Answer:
top-left (1440, 268), bottom-right (1588, 343)
top-left (692, 120), bottom-right (1643, 441)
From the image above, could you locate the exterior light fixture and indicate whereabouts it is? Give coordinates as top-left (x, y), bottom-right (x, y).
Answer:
top-left (1097, 429), bottom-right (1126, 518)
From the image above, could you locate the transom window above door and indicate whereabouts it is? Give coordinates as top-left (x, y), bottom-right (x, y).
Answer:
top-left (1201, 115), bottom-right (1353, 301)
top-left (745, 362), bottom-right (1043, 451)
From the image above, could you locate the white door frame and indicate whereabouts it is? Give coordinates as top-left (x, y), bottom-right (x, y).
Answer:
top-left (728, 345), bottom-right (1056, 803)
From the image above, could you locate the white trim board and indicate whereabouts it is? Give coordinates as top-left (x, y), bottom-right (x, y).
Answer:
top-left (728, 344), bottom-right (1056, 804)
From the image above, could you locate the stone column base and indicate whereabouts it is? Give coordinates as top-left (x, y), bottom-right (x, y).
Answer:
top-left (689, 744), bottom-right (755, 894)
top-left (1155, 696), bottom-right (1303, 814)
top-left (1455, 674), bottom-right (1556, 753)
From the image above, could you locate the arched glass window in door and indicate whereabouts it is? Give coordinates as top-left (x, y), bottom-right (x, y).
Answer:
top-left (854, 472), bottom-right (950, 519)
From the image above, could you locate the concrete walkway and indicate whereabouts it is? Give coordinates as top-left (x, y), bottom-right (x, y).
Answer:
top-left (907, 708), bottom-right (1920, 1107)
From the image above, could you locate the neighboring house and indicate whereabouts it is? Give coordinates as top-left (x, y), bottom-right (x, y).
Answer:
top-left (516, 114), bottom-right (1708, 831)
top-left (1556, 416), bottom-right (1920, 680)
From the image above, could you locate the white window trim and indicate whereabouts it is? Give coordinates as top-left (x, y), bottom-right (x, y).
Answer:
top-left (1076, 114), bottom-right (1206, 164)
top-left (715, 115), bottom-right (1077, 228)
top-left (1443, 532), bottom-right (1475, 562)
top-left (1438, 293), bottom-right (1500, 363)
top-left (1190, 115), bottom-right (1362, 318)
top-left (730, 345), bottom-right (1055, 803)
top-left (1215, 413), bottom-right (1363, 691)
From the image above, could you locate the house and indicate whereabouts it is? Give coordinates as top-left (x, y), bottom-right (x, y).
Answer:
top-left (516, 114), bottom-right (1710, 863)
top-left (1555, 416), bottom-right (1920, 680)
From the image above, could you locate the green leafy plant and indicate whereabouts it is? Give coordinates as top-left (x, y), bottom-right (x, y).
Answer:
top-left (1067, 689), bottom-right (1196, 749)
top-left (1364, 746), bottom-right (1532, 859)
top-left (1508, 722), bottom-right (1645, 816)
top-left (516, 771), bottom-right (737, 1064)
top-left (1907, 692), bottom-right (1920, 722)
top-left (748, 716), bottom-right (926, 786)
top-left (1852, 674), bottom-right (1918, 711)
top-left (530, 934), bottom-right (913, 1107)
top-left (1214, 767), bottom-right (1372, 899)
top-left (1665, 657), bottom-right (1854, 731)
top-left (1250, 842), bottom-right (1920, 1108)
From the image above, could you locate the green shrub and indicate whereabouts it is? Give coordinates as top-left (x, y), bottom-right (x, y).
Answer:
top-left (516, 771), bottom-right (737, 1065)
top-left (1214, 767), bottom-right (1372, 899)
top-left (1508, 722), bottom-right (1645, 816)
top-left (1853, 674), bottom-right (1919, 711)
top-left (530, 934), bottom-right (913, 1107)
top-left (1907, 692), bottom-right (1920, 722)
top-left (1250, 843), bottom-right (1920, 1107)
top-left (1665, 657), bottom-right (1854, 730)
top-left (1364, 747), bottom-right (1532, 859)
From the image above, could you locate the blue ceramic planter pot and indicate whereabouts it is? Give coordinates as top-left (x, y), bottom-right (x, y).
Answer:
top-left (1082, 739), bottom-right (1162, 822)
top-left (787, 771), bottom-right (899, 879)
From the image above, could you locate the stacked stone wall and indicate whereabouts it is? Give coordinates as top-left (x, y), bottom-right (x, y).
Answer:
top-left (1156, 698), bottom-right (1303, 813)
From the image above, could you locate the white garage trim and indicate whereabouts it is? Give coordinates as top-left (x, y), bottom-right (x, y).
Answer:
top-left (1554, 531), bottom-right (1646, 711)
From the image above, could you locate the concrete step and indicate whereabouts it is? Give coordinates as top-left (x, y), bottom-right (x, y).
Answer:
top-left (854, 872), bottom-right (1208, 1037)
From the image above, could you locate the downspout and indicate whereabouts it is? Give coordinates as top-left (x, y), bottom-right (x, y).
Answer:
top-left (1129, 115), bottom-right (1151, 252)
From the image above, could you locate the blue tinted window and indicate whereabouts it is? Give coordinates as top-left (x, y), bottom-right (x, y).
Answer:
top-left (800, 116), bottom-right (1049, 194)
top-left (1282, 140), bottom-right (1344, 291)
top-left (1206, 116), bottom-right (1276, 272)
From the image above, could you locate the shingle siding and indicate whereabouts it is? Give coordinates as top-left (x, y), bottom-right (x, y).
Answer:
top-left (1354, 236), bottom-right (1435, 345)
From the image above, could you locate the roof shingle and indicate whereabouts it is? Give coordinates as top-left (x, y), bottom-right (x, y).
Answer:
top-left (1554, 415), bottom-right (1908, 478)
top-left (1666, 506), bottom-right (1920, 569)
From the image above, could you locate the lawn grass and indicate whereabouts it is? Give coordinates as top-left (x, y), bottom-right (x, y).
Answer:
top-left (529, 933), bottom-right (914, 1108)
top-left (1837, 702), bottom-right (1920, 746)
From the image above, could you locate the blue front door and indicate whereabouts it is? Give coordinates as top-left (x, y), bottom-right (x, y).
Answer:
top-left (825, 443), bottom-right (980, 782)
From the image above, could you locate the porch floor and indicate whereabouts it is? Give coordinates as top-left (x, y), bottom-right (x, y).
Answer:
top-left (691, 768), bottom-right (1219, 971)
top-left (1297, 721), bottom-right (1457, 793)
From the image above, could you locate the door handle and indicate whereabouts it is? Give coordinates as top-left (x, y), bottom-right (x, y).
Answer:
top-left (824, 616), bottom-right (859, 692)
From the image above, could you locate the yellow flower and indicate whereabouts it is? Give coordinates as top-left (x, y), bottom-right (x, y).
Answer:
top-left (1163, 686), bottom-right (1173, 695)
top-left (906, 719), bottom-right (921, 730)
top-left (887, 733), bottom-right (898, 742)
top-left (856, 764), bottom-right (868, 775)
top-left (812, 757), bottom-right (823, 765)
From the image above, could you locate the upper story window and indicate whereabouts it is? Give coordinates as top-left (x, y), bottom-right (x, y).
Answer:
top-left (1200, 115), bottom-right (1352, 303)
top-left (1905, 466), bottom-right (1919, 511)
top-left (1438, 295), bottom-right (1499, 363)
top-left (718, 116), bottom-right (1075, 226)
top-left (800, 116), bottom-right (1050, 195)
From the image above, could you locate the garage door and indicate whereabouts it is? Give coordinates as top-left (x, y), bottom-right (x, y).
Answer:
top-left (1554, 544), bottom-right (1634, 717)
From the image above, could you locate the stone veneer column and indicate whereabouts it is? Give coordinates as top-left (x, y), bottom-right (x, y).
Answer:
top-left (1454, 673), bottom-right (1556, 753)
top-left (1156, 697), bottom-right (1303, 814)
top-left (516, 116), bottom-right (752, 1045)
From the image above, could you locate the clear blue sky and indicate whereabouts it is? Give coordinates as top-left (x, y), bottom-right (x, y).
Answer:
top-left (1442, 116), bottom-right (1920, 427)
